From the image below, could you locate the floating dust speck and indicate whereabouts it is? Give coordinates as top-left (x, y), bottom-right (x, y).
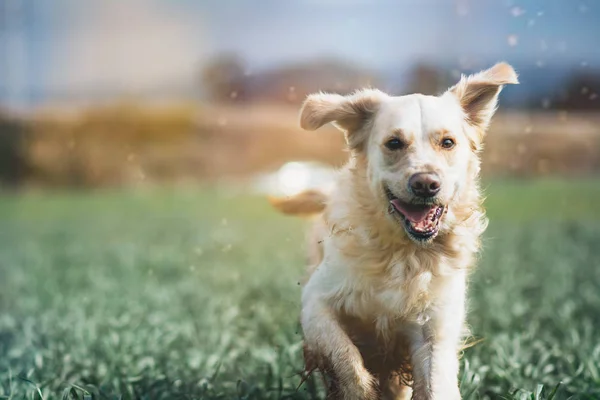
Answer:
top-left (287, 86), bottom-right (297, 102)
top-left (194, 247), bottom-right (204, 256)
top-left (217, 117), bottom-right (228, 126)
top-left (230, 91), bottom-right (238, 99)
top-left (536, 60), bottom-right (546, 68)
top-left (581, 86), bottom-right (590, 95)
top-left (221, 218), bottom-right (228, 226)
top-left (189, 265), bottom-right (196, 272)
top-left (579, 4), bottom-right (588, 13)
top-left (456, 2), bottom-right (469, 16)
top-left (507, 35), bottom-right (518, 47)
top-left (541, 98), bottom-right (551, 109)
top-left (127, 153), bottom-right (136, 162)
top-left (527, 19), bottom-right (535, 27)
top-left (524, 125), bottom-right (533, 134)
top-left (510, 6), bottom-right (525, 17)
top-left (222, 244), bottom-right (232, 253)
top-left (581, 61), bottom-right (588, 67)
top-left (590, 93), bottom-right (598, 100)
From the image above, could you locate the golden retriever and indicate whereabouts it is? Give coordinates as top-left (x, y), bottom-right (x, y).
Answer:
top-left (269, 63), bottom-right (518, 400)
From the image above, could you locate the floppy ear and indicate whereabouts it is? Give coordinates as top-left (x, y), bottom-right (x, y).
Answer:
top-left (299, 89), bottom-right (385, 150)
top-left (449, 62), bottom-right (519, 130)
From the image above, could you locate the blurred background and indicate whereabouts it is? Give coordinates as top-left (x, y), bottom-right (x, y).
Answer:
top-left (1, 0), bottom-right (600, 191)
top-left (1, 1), bottom-right (600, 399)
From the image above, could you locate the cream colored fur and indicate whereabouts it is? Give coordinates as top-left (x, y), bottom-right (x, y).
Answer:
top-left (271, 63), bottom-right (518, 400)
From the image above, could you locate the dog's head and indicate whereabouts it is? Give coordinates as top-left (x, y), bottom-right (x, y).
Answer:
top-left (299, 63), bottom-right (518, 244)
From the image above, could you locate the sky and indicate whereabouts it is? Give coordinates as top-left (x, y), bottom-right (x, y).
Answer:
top-left (1, 0), bottom-right (599, 108)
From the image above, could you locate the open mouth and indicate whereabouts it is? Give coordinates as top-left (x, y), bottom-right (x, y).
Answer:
top-left (385, 188), bottom-right (446, 242)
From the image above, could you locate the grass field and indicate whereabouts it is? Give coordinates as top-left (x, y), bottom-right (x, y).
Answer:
top-left (1, 179), bottom-right (600, 400)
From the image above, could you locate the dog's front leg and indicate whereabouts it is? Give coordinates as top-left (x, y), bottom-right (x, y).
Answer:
top-left (302, 299), bottom-right (378, 400)
top-left (406, 324), bottom-right (462, 400)
top-left (407, 274), bottom-right (466, 400)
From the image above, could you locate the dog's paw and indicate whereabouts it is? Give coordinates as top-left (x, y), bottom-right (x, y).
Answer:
top-left (339, 371), bottom-right (379, 400)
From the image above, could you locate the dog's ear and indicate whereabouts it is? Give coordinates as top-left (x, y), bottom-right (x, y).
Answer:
top-left (448, 62), bottom-right (518, 130)
top-left (299, 89), bottom-right (385, 150)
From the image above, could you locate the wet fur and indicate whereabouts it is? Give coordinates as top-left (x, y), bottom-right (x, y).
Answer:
top-left (270, 63), bottom-right (518, 399)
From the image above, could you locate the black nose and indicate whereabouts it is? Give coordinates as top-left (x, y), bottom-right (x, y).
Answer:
top-left (409, 173), bottom-right (441, 198)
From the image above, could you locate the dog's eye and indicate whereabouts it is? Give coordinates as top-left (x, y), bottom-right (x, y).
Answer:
top-left (441, 138), bottom-right (455, 149)
top-left (385, 138), bottom-right (405, 151)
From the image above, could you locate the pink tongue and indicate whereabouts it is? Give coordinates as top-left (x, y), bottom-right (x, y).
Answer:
top-left (390, 199), bottom-right (433, 223)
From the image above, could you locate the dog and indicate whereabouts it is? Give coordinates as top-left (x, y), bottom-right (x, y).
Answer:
top-left (269, 63), bottom-right (518, 399)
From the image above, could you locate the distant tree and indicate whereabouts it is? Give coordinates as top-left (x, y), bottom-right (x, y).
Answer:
top-left (200, 54), bottom-right (245, 103)
top-left (553, 72), bottom-right (600, 110)
top-left (0, 115), bottom-right (29, 188)
top-left (407, 64), bottom-right (447, 96)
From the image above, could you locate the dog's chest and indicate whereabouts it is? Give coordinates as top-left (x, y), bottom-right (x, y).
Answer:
top-left (340, 261), bottom-right (436, 323)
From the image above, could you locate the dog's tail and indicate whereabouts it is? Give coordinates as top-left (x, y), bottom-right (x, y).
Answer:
top-left (268, 189), bottom-right (328, 217)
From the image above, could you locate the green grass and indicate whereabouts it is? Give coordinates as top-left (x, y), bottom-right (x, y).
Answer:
top-left (0, 178), bottom-right (599, 400)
